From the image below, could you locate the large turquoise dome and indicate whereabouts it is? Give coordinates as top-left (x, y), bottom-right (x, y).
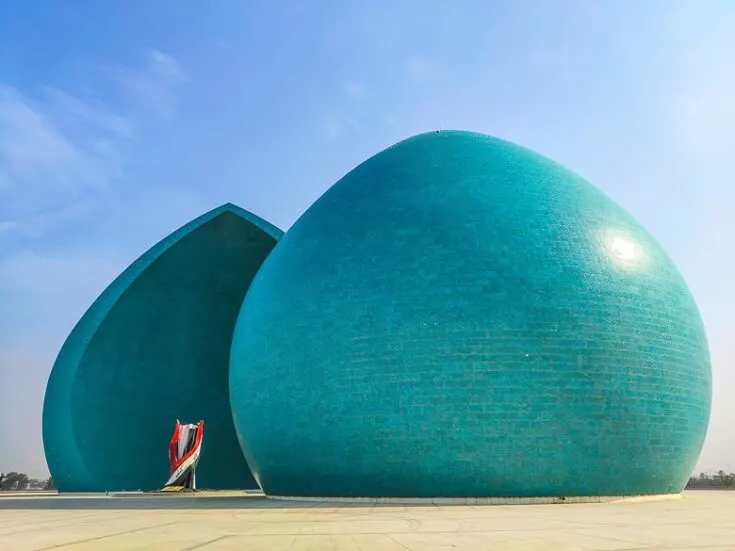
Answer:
top-left (230, 131), bottom-right (711, 498)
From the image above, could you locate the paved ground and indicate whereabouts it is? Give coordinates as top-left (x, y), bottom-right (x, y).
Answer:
top-left (0, 490), bottom-right (733, 550)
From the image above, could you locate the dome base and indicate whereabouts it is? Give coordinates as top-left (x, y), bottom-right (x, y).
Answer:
top-left (266, 494), bottom-right (682, 506)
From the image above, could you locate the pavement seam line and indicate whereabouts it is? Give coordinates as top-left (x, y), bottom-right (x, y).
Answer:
top-left (34, 520), bottom-right (180, 550)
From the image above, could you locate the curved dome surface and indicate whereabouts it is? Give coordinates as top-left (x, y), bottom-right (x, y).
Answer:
top-left (43, 203), bottom-right (282, 492)
top-left (230, 131), bottom-right (711, 498)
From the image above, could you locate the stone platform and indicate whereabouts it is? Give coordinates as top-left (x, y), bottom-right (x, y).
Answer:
top-left (0, 490), bottom-right (733, 550)
top-left (267, 493), bottom-right (682, 505)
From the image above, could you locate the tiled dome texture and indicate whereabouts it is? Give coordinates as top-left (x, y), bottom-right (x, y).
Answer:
top-left (230, 131), bottom-right (711, 498)
top-left (43, 204), bottom-right (282, 492)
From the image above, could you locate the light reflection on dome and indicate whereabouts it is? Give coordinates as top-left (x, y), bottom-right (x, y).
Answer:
top-left (604, 230), bottom-right (642, 268)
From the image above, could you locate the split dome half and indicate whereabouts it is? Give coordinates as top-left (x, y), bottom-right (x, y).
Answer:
top-left (44, 130), bottom-right (712, 498)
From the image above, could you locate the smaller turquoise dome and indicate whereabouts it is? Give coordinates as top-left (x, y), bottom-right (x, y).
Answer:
top-left (230, 131), bottom-right (711, 499)
top-left (43, 204), bottom-right (282, 492)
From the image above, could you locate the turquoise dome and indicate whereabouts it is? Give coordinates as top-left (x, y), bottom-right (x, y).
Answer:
top-left (230, 131), bottom-right (711, 498)
top-left (43, 204), bottom-right (282, 492)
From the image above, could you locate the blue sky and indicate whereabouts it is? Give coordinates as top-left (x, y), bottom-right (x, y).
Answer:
top-left (1, 1), bottom-right (733, 478)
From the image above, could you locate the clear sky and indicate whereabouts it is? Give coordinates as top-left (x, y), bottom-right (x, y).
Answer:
top-left (1, 1), bottom-right (733, 479)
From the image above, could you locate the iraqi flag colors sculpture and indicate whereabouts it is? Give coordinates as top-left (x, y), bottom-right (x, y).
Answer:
top-left (161, 420), bottom-right (204, 492)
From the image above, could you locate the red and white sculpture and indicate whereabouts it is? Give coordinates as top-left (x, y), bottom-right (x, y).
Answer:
top-left (162, 420), bottom-right (204, 491)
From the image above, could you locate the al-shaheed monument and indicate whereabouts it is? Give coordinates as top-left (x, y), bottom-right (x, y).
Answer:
top-left (42, 130), bottom-right (712, 500)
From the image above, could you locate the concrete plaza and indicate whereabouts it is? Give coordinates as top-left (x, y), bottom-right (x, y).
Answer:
top-left (0, 490), bottom-right (733, 550)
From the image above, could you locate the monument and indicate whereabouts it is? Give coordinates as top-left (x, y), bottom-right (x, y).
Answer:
top-left (43, 131), bottom-right (711, 499)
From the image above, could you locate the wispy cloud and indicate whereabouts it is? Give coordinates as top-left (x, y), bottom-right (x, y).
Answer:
top-left (45, 88), bottom-right (135, 140)
top-left (344, 82), bottom-right (369, 101)
top-left (0, 88), bottom-right (91, 185)
top-left (0, 49), bottom-right (187, 238)
top-left (405, 56), bottom-right (445, 83)
top-left (319, 81), bottom-right (397, 139)
top-left (0, 86), bottom-right (115, 224)
top-left (114, 49), bottom-right (188, 119)
top-left (345, 81), bottom-right (398, 130)
top-left (319, 113), bottom-right (344, 139)
top-left (0, 200), bottom-right (97, 239)
top-left (320, 108), bottom-right (364, 139)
